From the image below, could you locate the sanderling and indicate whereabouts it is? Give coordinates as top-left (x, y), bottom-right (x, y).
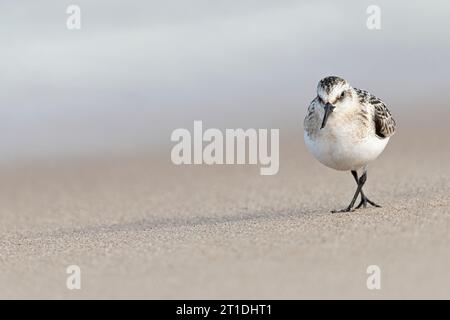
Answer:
top-left (304, 76), bottom-right (396, 212)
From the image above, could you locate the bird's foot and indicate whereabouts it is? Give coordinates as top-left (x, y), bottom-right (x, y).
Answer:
top-left (331, 206), bottom-right (355, 213)
top-left (355, 195), bottom-right (382, 209)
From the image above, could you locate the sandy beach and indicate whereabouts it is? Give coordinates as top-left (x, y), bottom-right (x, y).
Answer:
top-left (1, 108), bottom-right (449, 299)
top-left (2, 0), bottom-right (450, 301)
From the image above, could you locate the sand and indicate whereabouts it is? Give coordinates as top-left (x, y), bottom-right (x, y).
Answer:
top-left (1, 111), bottom-right (449, 299)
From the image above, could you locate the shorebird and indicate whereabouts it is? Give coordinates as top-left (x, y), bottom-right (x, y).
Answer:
top-left (304, 76), bottom-right (396, 212)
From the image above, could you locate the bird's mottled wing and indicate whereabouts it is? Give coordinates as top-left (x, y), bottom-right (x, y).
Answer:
top-left (303, 97), bottom-right (320, 137)
top-left (355, 88), bottom-right (396, 138)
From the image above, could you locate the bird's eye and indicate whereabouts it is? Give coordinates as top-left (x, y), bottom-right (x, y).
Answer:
top-left (340, 91), bottom-right (346, 99)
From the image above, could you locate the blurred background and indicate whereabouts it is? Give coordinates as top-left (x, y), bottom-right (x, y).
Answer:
top-left (1, 0), bottom-right (449, 166)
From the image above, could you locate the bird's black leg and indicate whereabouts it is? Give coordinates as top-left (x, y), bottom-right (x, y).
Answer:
top-left (351, 170), bottom-right (381, 209)
top-left (332, 171), bottom-right (367, 213)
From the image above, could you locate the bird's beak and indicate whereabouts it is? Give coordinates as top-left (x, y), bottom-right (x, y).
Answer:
top-left (320, 103), bottom-right (335, 129)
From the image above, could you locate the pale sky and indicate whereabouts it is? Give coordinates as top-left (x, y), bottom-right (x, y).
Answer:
top-left (1, 0), bottom-right (449, 163)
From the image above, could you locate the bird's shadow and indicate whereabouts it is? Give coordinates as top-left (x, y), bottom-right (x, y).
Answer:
top-left (9, 206), bottom-right (320, 242)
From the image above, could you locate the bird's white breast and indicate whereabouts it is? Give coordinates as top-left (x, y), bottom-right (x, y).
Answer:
top-left (304, 122), bottom-right (389, 171)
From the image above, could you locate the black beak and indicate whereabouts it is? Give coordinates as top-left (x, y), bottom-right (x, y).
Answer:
top-left (320, 103), bottom-right (335, 129)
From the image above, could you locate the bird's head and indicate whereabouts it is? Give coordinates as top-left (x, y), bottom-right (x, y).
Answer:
top-left (316, 76), bottom-right (352, 129)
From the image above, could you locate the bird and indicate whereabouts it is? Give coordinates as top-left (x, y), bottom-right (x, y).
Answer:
top-left (303, 76), bottom-right (396, 213)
